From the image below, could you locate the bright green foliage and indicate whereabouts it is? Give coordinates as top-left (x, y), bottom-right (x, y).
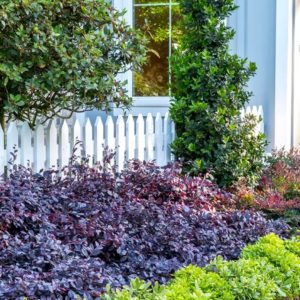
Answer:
top-left (104, 234), bottom-right (300, 300)
top-left (208, 257), bottom-right (285, 300)
top-left (170, 0), bottom-right (267, 187)
top-left (284, 236), bottom-right (300, 257)
top-left (164, 265), bottom-right (234, 300)
top-left (103, 278), bottom-right (165, 300)
top-left (0, 0), bottom-right (147, 128)
top-left (242, 233), bottom-right (300, 298)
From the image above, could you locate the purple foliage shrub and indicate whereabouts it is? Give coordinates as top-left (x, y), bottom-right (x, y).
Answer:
top-left (0, 159), bottom-right (290, 299)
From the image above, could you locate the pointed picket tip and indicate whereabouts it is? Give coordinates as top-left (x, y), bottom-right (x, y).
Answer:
top-left (73, 118), bottom-right (81, 128)
top-left (105, 115), bottom-right (114, 126)
top-left (85, 117), bottom-right (92, 127)
top-left (20, 122), bottom-right (31, 133)
top-left (258, 105), bottom-right (263, 116)
top-left (95, 117), bottom-right (104, 138)
top-left (116, 115), bottom-right (124, 124)
top-left (246, 106), bottom-right (252, 115)
top-left (95, 116), bottom-right (104, 128)
top-left (48, 118), bottom-right (57, 130)
top-left (7, 121), bottom-right (18, 136)
top-left (137, 113), bottom-right (143, 121)
top-left (60, 119), bottom-right (69, 130)
top-left (252, 105), bottom-right (258, 116)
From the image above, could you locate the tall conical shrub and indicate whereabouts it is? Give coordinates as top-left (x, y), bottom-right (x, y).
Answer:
top-left (170, 0), bottom-right (267, 187)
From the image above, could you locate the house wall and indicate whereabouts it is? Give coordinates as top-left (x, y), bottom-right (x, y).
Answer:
top-left (85, 0), bottom-right (294, 150)
top-left (229, 0), bottom-right (295, 150)
top-left (228, 0), bottom-right (277, 150)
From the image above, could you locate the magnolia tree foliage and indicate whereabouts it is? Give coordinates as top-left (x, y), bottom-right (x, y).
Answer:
top-left (170, 0), bottom-right (267, 187)
top-left (0, 0), bottom-right (147, 128)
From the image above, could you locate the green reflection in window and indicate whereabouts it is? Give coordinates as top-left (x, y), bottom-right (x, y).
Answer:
top-left (133, 1), bottom-right (180, 97)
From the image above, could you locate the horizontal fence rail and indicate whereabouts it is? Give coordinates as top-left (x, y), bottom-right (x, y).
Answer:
top-left (0, 105), bottom-right (264, 174)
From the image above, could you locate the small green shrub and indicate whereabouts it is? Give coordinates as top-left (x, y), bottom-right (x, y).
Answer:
top-left (105, 234), bottom-right (300, 300)
top-left (164, 265), bottom-right (234, 300)
top-left (103, 278), bottom-right (164, 300)
top-left (208, 257), bottom-right (285, 300)
top-left (284, 236), bottom-right (300, 257)
top-left (170, 0), bottom-right (267, 187)
top-left (242, 233), bottom-right (300, 298)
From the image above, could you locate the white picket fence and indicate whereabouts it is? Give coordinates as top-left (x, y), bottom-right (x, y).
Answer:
top-left (0, 105), bottom-right (264, 174)
top-left (0, 112), bottom-right (175, 173)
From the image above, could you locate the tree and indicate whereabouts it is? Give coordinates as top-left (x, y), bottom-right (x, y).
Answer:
top-left (170, 0), bottom-right (267, 187)
top-left (0, 0), bottom-right (147, 129)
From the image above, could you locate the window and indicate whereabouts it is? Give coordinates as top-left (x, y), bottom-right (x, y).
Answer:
top-left (133, 0), bottom-right (180, 97)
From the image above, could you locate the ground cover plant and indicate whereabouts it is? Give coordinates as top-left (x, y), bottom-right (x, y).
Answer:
top-left (0, 159), bottom-right (290, 299)
top-left (104, 234), bottom-right (300, 300)
top-left (170, 0), bottom-right (267, 187)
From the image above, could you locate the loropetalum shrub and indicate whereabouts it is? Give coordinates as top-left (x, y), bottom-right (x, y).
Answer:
top-left (0, 160), bottom-right (289, 299)
top-left (170, 0), bottom-right (267, 187)
top-left (105, 234), bottom-right (300, 300)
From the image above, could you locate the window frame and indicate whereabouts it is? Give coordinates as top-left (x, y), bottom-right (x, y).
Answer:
top-left (113, 0), bottom-right (173, 109)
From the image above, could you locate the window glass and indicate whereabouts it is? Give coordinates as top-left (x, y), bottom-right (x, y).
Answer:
top-left (133, 1), bottom-right (180, 97)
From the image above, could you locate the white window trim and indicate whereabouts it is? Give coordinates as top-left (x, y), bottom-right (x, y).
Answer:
top-left (113, 0), bottom-right (172, 109)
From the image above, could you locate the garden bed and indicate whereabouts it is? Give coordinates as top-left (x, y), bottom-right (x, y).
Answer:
top-left (0, 160), bottom-right (290, 299)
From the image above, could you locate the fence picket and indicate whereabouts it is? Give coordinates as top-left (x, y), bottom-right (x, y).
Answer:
top-left (34, 123), bottom-right (46, 172)
top-left (126, 114), bottom-right (135, 161)
top-left (94, 117), bottom-right (104, 164)
top-left (59, 120), bottom-right (70, 169)
top-left (171, 121), bottom-right (176, 161)
top-left (116, 115), bottom-right (125, 171)
top-left (84, 118), bottom-right (93, 167)
top-left (146, 113), bottom-right (154, 161)
top-left (47, 119), bottom-right (58, 168)
top-left (20, 123), bottom-right (33, 167)
top-left (72, 118), bottom-right (82, 161)
top-left (105, 116), bottom-right (115, 150)
top-left (163, 112), bottom-right (172, 165)
top-left (155, 113), bottom-right (163, 166)
top-left (7, 122), bottom-right (19, 166)
top-left (136, 114), bottom-right (145, 161)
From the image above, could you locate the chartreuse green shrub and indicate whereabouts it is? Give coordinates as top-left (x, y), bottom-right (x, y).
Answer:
top-left (104, 234), bottom-right (300, 300)
top-left (284, 236), bottom-right (300, 257)
top-left (163, 265), bottom-right (234, 300)
top-left (241, 233), bottom-right (300, 298)
top-left (207, 257), bottom-right (285, 300)
top-left (170, 0), bottom-right (267, 187)
top-left (103, 278), bottom-right (164, 300)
